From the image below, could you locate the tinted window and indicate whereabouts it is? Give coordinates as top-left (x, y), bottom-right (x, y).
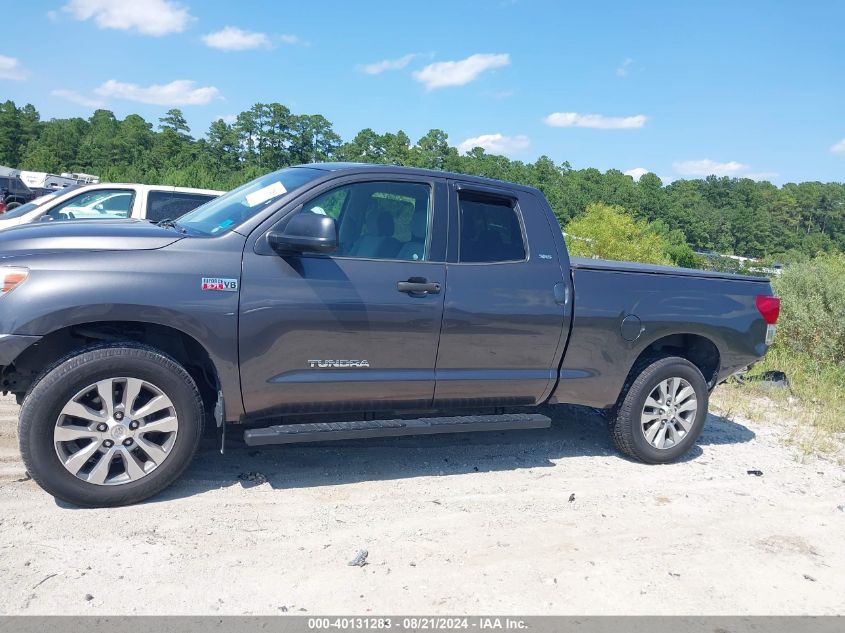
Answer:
top-left (0, 177), bottom-right (30, 194)
top-left (301, 181), bottom-right (431, 261)
top-left (458, 195), bottom-right (525, 263)
top-left (46, 189), bottom-right (134, 221)
top-left (1, 193), bottom-right (57, 218)
top-left (146, 191), bottom-right (217, 223)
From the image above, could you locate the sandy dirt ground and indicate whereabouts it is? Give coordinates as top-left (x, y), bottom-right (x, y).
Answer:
top-left (0, 393), bottom-right (843, 615)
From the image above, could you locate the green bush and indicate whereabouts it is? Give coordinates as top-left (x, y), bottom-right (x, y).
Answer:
top-left (565, 203), bottom-right (672, 265)
top-left (771, 253), bottom-right (845, 366)
top-left (564, 203), bottom-right (704, 268)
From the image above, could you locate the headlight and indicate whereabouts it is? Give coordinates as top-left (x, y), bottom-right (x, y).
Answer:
top-left (1, 267), bottom-right (28, 296)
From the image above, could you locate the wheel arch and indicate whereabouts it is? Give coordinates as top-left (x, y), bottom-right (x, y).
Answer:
top-left (635, 333), bottom-right (721, 384)
top-left (6, 321), bottom-right (223, 418)
top-left (614, 332), bottom-right (721, 412)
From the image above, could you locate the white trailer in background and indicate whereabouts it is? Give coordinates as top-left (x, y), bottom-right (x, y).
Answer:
top-left (19, 170), bottom-right (100, 190)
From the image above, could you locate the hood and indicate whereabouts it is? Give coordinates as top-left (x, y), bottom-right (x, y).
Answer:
top-left (0, 216), bottom-right (25, 228)
top-left (0, 219), bottom-right (184, 256)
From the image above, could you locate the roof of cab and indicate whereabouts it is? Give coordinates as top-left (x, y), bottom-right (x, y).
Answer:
top-left (295, 162), bottom-right (540, 194)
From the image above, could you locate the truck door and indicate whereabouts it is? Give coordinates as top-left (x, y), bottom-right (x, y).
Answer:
top-left (434, 182), bottom-right (571, 407)
top-left (239, 176), bottom-right (449, 418)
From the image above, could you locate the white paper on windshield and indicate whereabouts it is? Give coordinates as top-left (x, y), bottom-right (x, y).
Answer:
top-left (245, 181), bottom-right (287, 207)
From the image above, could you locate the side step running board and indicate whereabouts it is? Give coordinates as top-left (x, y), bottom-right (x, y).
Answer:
top-left (243, 413), bottom-right (551, 447)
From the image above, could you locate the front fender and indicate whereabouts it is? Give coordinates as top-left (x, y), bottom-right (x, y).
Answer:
top-left (0, 243), bottom-right (245, 420)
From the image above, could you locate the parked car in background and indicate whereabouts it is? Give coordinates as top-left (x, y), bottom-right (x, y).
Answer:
top-left (0, 175), bottom-right (38, 210)
top-left (0, 183), bottom-right (223, 230)
top-left (0, 187), bottom-right (73, 220)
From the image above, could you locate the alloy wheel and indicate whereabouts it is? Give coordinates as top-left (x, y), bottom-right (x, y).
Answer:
top-left (53, 377), bottom-right (179, 485)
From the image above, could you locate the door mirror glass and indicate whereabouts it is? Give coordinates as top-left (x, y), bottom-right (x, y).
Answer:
top-left (268, 213), bottom-right (338, 255)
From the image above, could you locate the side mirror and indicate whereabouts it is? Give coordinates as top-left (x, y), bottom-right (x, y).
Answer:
top-left (267, 213), bottom-right (338, 255)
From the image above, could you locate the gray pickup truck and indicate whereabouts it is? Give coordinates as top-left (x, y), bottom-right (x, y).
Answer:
top-left (0, 163), bottom-right (780, 507)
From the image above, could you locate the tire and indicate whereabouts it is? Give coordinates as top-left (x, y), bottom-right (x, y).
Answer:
top-left (18, 344), bottom-right (204, 507)
top-left (5, 201), bottom-right (20, 211)
top-left (610, 356), bottom-right (708, 464)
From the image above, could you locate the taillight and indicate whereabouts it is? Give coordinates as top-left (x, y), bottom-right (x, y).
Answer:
top-left (756, 295), bottom-right (780, 325)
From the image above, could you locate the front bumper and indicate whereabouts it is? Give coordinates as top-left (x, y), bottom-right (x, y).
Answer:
top-left (0, 334), bottom-right (42, 366)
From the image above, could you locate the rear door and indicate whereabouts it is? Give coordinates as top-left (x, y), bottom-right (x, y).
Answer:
top-left (434, 182), bottom-right (571, 406)
top-left (239, 174), bottom-right (449, 418)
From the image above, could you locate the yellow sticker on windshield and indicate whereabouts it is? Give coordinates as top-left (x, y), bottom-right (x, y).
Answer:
top-left (245, 181), bottom-right (287, 207)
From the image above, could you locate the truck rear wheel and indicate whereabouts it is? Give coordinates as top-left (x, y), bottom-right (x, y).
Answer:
top-left (610, 356), bottom-right (708, 463)
top-left (18, 344), bottom-right (204, 507)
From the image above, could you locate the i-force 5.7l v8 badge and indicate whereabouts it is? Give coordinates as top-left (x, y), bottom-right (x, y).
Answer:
top-left (201, 278), bottom-right (239, 292)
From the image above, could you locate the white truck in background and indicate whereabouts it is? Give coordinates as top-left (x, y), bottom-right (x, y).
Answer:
top-left (0, 183), bottom-right (223, 230)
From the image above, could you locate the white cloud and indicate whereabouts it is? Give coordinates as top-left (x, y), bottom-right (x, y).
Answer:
top-left (624, 167), bottom-right (649, 180)
top-left (413, 53), bottom-right (510, 90)
top-left (62, 0), bottom-right (193, 36)
top-left (544, 112), bottom-right (647, 129)
top-left (0, 55), bottom-right (26, 80)
top-left (360, 53), bottom-right (418, 75)
top-left (673, 159), bottom-right (749, 177)
top-left (616, 58), bottom-right (634, 77)
top-left (830, 138), bottom-right (845, 154)
top-left (457, 133), bottom-right (529, 157)
top-left (673, 159), bottom-right (776, 181)
top-left (51, 89), bottom-right (105, 108)
top-left (94, 79), bottom-right (220, 106)
top-left (202, 26), bottom-right (271, 51)
top-left (744, 172), bottom-right (778, 181)
top-left (216, 114), bottom-right (238, 124)
top-left (278, 34), bottom-right (302, 45)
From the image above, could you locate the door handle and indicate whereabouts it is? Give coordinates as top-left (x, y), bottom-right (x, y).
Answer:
top-left (397, 277), bottom-right (441, 295)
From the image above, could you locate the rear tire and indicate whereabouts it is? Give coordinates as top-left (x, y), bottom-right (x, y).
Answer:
top-left (610, 356), bottom-right (708, 464)
top-left (18, 344), bottom-right (204, 507)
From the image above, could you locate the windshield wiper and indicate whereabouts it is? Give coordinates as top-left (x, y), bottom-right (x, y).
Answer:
top-left (155, 218), bottom-right (188, 234)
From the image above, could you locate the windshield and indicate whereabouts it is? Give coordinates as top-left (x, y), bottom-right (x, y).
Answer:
top-left (1, 192), bottom-right (62, 219)
top-left (176, 167), bottom-right (325, 235)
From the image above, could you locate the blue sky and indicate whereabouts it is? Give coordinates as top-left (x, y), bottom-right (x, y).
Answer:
top-left (2, 0), bottom-right (844, 184)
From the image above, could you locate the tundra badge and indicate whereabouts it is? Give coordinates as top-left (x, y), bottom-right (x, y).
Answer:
top-left (308, 360), bottom-right (370, 369)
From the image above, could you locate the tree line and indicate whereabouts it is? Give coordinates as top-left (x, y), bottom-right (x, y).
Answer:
top-left (1, 99), bottom-right (843, 263)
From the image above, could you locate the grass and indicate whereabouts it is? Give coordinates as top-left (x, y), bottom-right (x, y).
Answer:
top-left (710, 345), bottom-right (845, 458)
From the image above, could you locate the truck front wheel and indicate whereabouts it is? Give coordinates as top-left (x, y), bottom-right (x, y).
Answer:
top-left (610, 356), bottom-right (709, 463)
top-left (18, 345), bottom-right (204, 507)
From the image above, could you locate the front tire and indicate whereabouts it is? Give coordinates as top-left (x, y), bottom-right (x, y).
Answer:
top-left (610, 356), bottom-right (709, 464)
top-left (19, 345), bottom-right (204, 507)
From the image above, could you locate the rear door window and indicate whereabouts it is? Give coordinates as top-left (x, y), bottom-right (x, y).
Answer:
top-left (146, 191), bottom-right (217, 223)
top-left (458, 194), bottom-right (526, 263)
